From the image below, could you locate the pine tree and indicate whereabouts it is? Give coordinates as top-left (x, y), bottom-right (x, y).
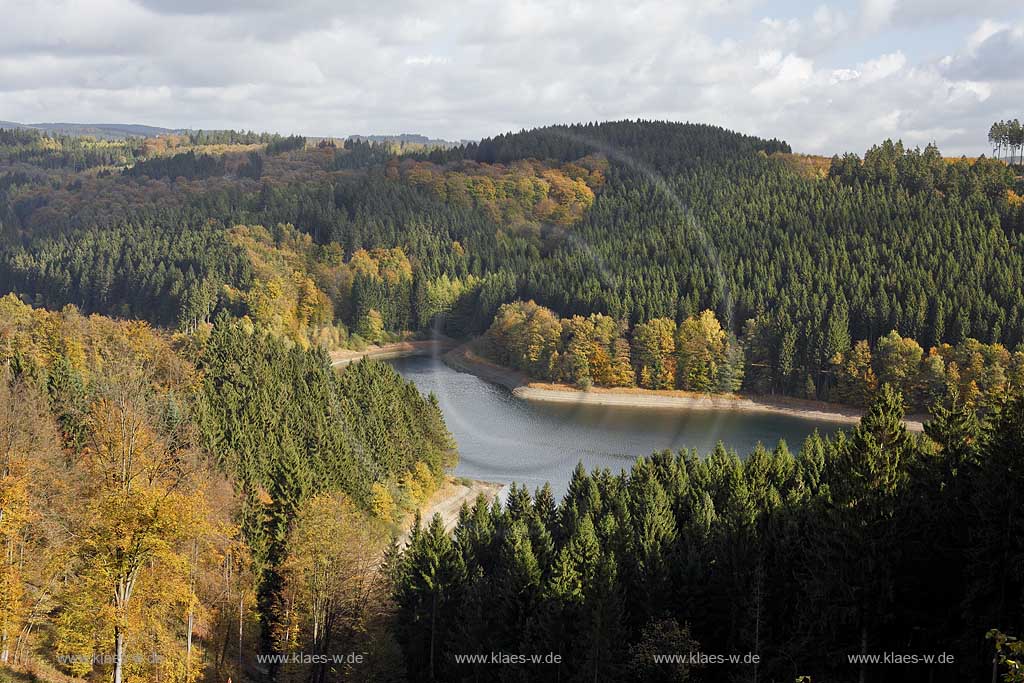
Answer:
top-left (393, 514), bottom-right (466, 682)
top-left (964, 395), bottom-right (1024, 666)
top-left (626, 458), bottom-right (678, 623)
top-left (45, 355), bottom-right (88, 450)
top-left (491, 520), bottom-right (543, 653)
top-left (823, 385), bottom-right (917, 681)
top-left (533, 482), bottom-right (558, 533)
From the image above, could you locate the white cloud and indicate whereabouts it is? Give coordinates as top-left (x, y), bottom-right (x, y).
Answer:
top-left (0, 0), bottom-right (1019, 156)
top-left (967, 19), bottom-right (1011, 50)
top-left (870, 109), bottom-right (902, 133)
top-left (944, 21), bottom-right (1024, 82)
top-left (858, 52), bottom-right (906, 83)
top-left (404, 56), bottom-right (451, 66)
top-left (812, 4), bottom-right (849, 35)
top-left (859, 0), bottom-right (1014, 30)
top-left (861, 0), bottom-right (896, 29)
top-left (751, 53), bottom-right (815, 104)
top-left (830, 68), bottom-right (861, 84)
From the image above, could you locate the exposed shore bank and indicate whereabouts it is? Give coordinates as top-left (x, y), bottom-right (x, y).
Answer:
top-left (330, 337), bottom-right (457, 368)
top-left (443, 343), bottom-right (926, 433)
top-left (398, 477), bottom-right (505, 546)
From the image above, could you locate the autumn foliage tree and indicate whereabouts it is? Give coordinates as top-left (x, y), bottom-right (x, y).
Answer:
top-left (0, 370), bottom-right (62, 665)
top-left (483, 302), bottom-right (744, 394)
top-left (275, 493), bottom-right (395, 682)
top-left (58, 365), bottom-right (210, 683)
top-left (0, 298), bottom-right (255, 682)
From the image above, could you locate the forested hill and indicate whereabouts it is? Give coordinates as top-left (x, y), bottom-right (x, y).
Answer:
top-left (0, 121), bottom-right (184, 139)
top-left (1, 120), bottom-right (1022, 407)
top-left (2, 118), bottom-right (1024, 681)
top-left (416, 120), bottom-right (791, 170)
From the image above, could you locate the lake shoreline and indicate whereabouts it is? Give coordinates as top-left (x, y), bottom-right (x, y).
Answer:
top-left (329, 337), bottom-right (457, 367)
top-left (398, 476), bottom-right (506, 547)
top-left (443, 343), bottom-right (927, 433)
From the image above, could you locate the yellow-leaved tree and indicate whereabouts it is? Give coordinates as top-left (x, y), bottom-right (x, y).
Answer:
top-left (57, 367), bottom-right (210, 683)
top-left (275, 493), bottom-right (391, 682)
top-left (675, 310), bottom-right (728, 392)
top-left (0, 370), bottom-right (62, 665)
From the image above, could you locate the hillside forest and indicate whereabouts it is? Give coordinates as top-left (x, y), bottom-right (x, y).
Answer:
top-left (2, 121), bottom-right (1022, 412)
top-left (0, 119), bottom-right (1023, 681)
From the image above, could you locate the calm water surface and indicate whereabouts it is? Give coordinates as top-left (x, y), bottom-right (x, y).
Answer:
top-left (390, 354), bottom-right (842, 497)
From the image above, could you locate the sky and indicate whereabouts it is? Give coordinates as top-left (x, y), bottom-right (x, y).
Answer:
top-left (0, 0), bottom-right (1022, 155)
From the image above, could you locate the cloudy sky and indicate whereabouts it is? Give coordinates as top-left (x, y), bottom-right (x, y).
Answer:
top-left (1, 0), bottom-right (1021, 155)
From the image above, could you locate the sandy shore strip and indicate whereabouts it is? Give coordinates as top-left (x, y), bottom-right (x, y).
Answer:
top-left (398, 477), bottom-right (505, 547)
top-left (442, 343), bottom-right (531, 389)
top-left (444, 343), bottom-right (926, 432)
top-left (330, 337), bottom-right (457, 367)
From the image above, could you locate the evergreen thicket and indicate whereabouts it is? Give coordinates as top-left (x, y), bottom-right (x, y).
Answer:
top-left (195, 314), bottom-right (454, 654)
top-left (391, 386), bottom-right (1024, 682)
top-left (265, 135), bottom-right (307, 156)
top-left (123, 150), bottom-right (227, 180)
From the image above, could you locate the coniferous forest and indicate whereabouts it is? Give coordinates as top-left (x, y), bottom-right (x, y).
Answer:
top-left (393, 386), bottom-right (1024, 682)
top-left (2, 121), bottom-right (1022, 404)
top-left (0, 118), bottom-right (1023, 682)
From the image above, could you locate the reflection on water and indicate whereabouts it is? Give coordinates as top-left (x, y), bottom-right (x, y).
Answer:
top-left (389, 354), bottom-right (842, 497)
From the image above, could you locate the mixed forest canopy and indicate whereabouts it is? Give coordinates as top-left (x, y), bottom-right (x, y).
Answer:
top-left (0, 295), bottom-right (452, 682)
top-left (481, 299), bottom-right (1024, 412)
top-left (3, 119), bottom-right (1021, 410)
top-left (2, 117), bottom-right (1024, 680)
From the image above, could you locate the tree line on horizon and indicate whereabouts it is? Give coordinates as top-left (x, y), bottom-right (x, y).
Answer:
top-left (989, 119), bottom-right (1024, 165)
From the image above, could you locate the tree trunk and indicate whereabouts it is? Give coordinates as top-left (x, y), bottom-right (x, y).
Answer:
top-left (312, 615), bottom-right (334, 683)
top-left (219, 613), bottom-right (230, 672)
top-left (114, 624), bottom-right (125, 683)
top-left (858, 624), bottom-right (868, 683)
top-left (186, 539), bottom-right (197, 676)
top-left (429, 590), bottom-right (437, 682)
top-left (238, 592), bottom-right (244, 674)
top-left (186, 609), bottom-right (194, 674)
top-left (1, 535), bottom-right (11, 663)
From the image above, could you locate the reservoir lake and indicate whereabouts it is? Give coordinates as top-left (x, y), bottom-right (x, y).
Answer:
top-left (389, 354), bottom-right (843, 497)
